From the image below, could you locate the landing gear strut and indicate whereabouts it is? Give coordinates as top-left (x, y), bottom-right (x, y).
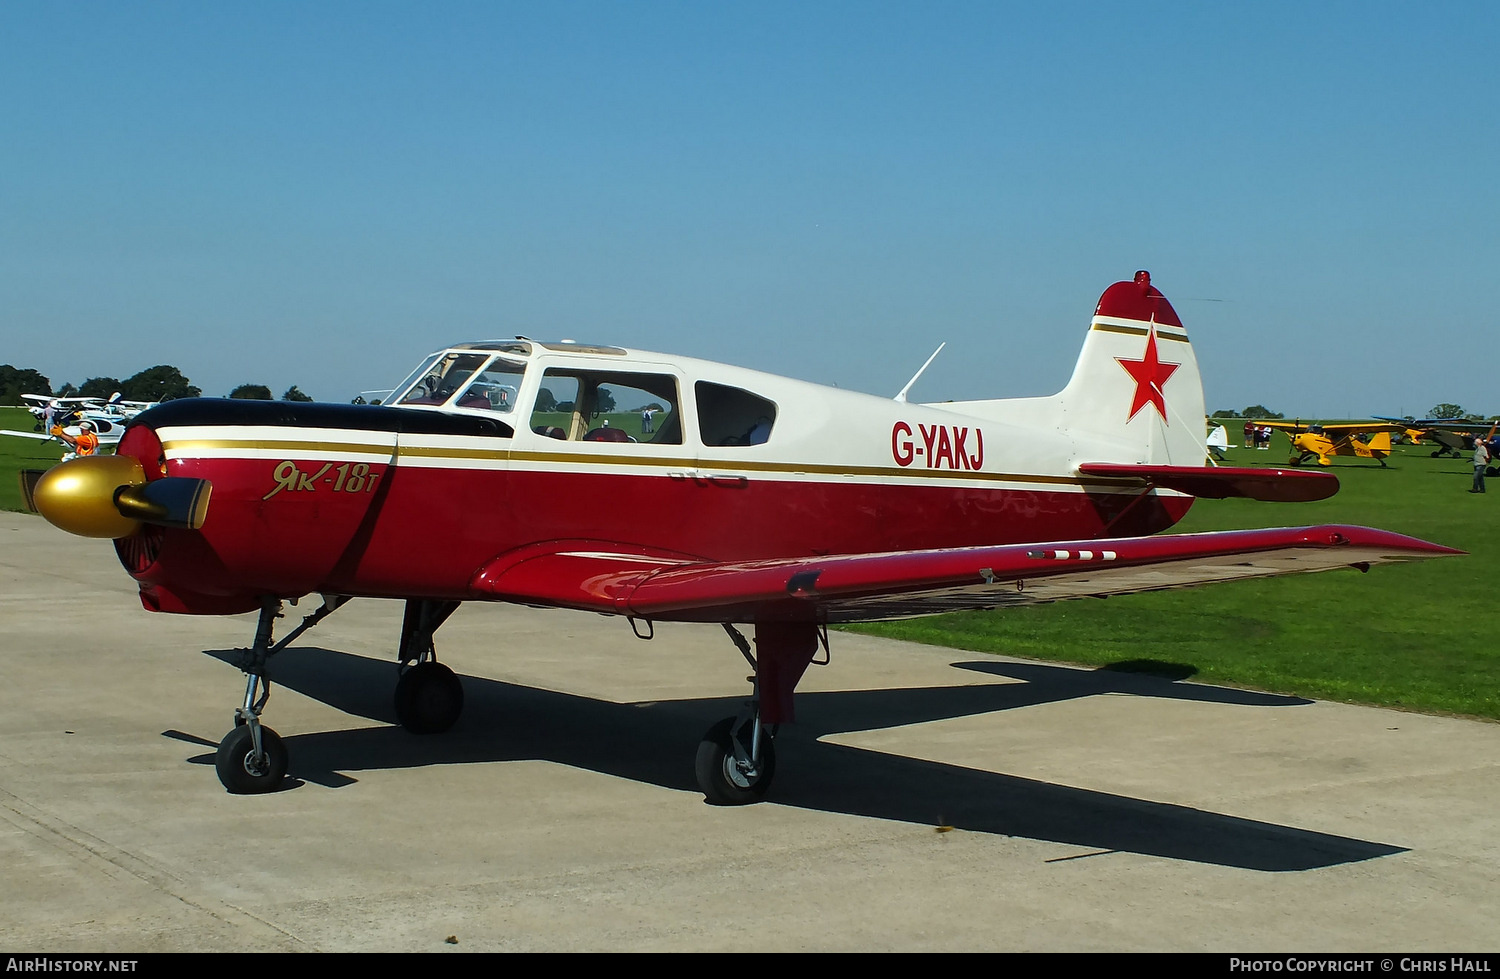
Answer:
top-left (694, 622), bottom-right (821, 806)
top-left (696, 625), bottom-right (776, 805)
top-left (393, 600), bottom-right (464, 734)
top-left (215, 595), bottom-right (348, 794)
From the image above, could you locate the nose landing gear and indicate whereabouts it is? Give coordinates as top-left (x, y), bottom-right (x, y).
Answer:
top-left (208, 596), bottom-right (470, 794)
top-left (214, 595), bottom-right (347, 794)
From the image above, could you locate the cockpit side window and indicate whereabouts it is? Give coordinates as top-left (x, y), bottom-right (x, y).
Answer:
top-left (696, 381), bottom-right (776, 446)
top-left (529, 368), bottom-right (682, 445)
top-left (455, 359), bottom-right (525, 413)
top-left (398, 353), bottom-right (489, 406)
top-left (388, 354), bottom-right (442, 405)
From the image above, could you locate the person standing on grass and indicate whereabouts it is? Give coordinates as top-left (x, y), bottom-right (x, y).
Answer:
top-left (52, 420), bottom-right (99, 461)
top-left (1471, 437), bottom-right (1491, 493)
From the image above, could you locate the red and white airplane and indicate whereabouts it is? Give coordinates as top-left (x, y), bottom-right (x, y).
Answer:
top-left (23, 272), bottom-right (1459, 802)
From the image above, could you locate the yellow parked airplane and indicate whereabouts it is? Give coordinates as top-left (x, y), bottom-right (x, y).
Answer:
top-left (1263, 421), bottom-right (1402, 468)
top-left (1374, 416), bottom-right (1498, 459)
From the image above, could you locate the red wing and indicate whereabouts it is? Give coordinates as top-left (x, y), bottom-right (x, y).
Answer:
top-left (471, 526), bottom-right (1459, 624)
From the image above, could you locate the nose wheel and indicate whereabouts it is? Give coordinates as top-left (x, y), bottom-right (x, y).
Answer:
top-left (215, 724), bottom-right (288, 794)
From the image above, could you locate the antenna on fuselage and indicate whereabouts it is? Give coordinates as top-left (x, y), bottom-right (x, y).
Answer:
top-left (893, 342), bottom-right (946, 403)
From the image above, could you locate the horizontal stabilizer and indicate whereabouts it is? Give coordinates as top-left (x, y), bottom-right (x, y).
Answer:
top-left (1077, 463), bottom-right (1338, 503)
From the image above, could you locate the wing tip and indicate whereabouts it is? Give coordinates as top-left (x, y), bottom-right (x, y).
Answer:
top-left (1304, 524), bottom-right (1464, 557)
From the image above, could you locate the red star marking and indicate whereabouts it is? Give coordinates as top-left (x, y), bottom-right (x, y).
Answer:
top-left (1115, 326), bottom-right (1179, 423)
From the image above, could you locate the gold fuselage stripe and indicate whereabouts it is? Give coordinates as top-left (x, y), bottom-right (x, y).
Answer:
top-left (398, 445), bottom-right (509, 461)
top-left (160, 437), bottom-right (1148, 489)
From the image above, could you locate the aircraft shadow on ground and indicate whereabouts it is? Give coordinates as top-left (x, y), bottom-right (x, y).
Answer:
top-left (184, 646), bottom-right (1402, 873)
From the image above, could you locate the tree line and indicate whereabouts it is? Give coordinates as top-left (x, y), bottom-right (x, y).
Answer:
top-left (0, 364), bottom-right (314, 405)
top-left (1212, 404), bottom-right (1493, 421)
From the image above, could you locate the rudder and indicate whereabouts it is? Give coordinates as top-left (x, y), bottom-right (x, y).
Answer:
top-left (1052, 271), bottom-right (1206, 465)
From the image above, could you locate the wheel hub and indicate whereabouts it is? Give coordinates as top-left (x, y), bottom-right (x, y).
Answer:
top-left (723, 755), bottom-right (757, 788)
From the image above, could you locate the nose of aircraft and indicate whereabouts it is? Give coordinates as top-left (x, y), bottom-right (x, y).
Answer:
top-left (30, 455), bottom-right (212, 538)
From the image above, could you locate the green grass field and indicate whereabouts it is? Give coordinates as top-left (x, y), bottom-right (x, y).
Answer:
top-left (0, 406), bottom-right (76, 511)
top-left (5, 407), bottom-right (1493, 719)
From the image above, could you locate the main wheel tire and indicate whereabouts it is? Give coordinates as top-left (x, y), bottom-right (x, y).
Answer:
top-left (695, 717), bottom-right (776, 806)
top-left (215, 724), bottom-right (288, 794)
top-left (394, 662), bottom-right (465, 734)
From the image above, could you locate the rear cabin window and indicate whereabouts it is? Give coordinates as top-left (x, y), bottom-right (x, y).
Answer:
top-left (530, 369), bottom-right (682, 445)
top-left (696, 382), bottom-right (776, 446)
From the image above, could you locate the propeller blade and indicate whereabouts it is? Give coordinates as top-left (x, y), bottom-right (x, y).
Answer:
top-left (114, 478), bottom-right (212, 530)
top-left (18, 470), bottom-right (45, 513)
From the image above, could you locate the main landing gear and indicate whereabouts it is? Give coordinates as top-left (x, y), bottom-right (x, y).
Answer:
top-left (213, 596), bottom-right (467, 794)
top-left (694, 622), bottom-right (822, 806)
top-left (393, 600), bottom-right (464, 735)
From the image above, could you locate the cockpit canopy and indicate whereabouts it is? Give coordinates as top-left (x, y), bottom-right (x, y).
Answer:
top-left (382, 339), bottom-right (778, 448)
top-left (388, 342), bottom-right (533, 414)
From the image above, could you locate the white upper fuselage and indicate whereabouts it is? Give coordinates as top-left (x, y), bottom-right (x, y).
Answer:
top-left (371, 336), bottom-right (1172, 494)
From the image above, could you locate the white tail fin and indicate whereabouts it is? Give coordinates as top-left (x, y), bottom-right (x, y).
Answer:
top-left (1049, 271), bottom-right (1205, 465)
top-left (940, 272), bottom-right (1207, 467)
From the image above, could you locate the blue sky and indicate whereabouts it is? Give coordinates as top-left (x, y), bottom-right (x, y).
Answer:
top-left (2, 2), bottom-right (1496, 417)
